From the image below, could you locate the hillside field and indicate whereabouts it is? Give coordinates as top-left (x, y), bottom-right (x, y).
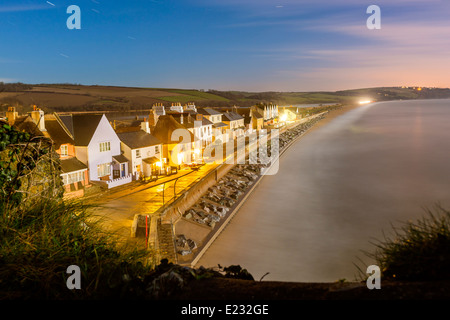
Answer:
top-left (1, 83), bottom-right (450, 114)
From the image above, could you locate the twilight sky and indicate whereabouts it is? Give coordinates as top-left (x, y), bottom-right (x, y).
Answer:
top-left (1, 0), bottom-right (450, 91)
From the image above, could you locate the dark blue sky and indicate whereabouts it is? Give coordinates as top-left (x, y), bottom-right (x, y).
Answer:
top-left (1, 0), bottom-right (450, 91)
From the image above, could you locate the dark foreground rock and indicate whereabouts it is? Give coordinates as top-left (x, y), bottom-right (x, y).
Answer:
top-left (145, 261), bottom-right (450, 300)
top-left (169, 278), bottom-right (450, 300)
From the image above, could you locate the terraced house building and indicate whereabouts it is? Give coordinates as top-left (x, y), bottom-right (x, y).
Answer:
top-left (57, 113), bottom-right (132, 189)
top-left (117, 129), bottom-right (163, 179)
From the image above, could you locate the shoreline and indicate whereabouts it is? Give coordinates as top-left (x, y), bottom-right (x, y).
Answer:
top-left (185, 104), bottom-right (361, 268)
top-left (301, 103), bottom-right (361, 136)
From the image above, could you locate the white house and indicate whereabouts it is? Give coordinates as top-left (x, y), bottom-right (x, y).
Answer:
top-left (117, 130), bottom-right (163, 179)
top-left (222, 111), bottom-right (245, 139)
top-left (197, 107), bottom-right (228, 143)
top-left (171, 112), bottom-right (213, 150)
top-left (58, 113), bottom-right (132, 188)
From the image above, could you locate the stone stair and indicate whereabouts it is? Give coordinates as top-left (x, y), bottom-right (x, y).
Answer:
top-left (157, 220), bottom-right (177, 264)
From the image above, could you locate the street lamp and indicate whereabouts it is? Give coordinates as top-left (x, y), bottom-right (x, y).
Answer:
top-left (156, 161), bottom-right (162, 177)
top-left (193, 148), bottom-right (201, 163)
top-left (177, 152), bottom-right (184, 170)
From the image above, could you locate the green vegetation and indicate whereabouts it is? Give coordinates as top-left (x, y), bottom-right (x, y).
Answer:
top-left (364, 205), bottom-right (450, 281)
top-left (0, 82), bottom-right (32, 92)
top-left (0, 123), bottom-right (63, 211)
top-left (0, 199), bottom-right (152, 299)
top-left (0, 123), bottom-right (153, 299)
top-left (165, 89), bottom-right (230, 101)
top-left (158, 89), bottom-right (230, 105)
top-left (0, 123), bottom-right (256, 299)
top-left (3, 83), bottom-right (450, 114)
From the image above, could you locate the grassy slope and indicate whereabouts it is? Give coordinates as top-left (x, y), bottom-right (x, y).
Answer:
top-left (1, 84), bottom-right (450, 114)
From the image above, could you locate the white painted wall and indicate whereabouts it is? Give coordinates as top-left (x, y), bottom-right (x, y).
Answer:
top-left (87, 115), bottom-right (121, 181)
top-left (121, 142), bottom-right (162, 176)
top-left (75, 146), bottom-right (88, 166)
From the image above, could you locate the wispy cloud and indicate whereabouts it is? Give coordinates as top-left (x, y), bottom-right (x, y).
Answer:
top-left (0, 4), bottom-right (54, 13)
top-left (0, 78), bottom-right (17, 83)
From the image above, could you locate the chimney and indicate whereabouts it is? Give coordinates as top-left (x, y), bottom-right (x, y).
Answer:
top-left (150, 109), bottom-right (159, 126)
top-left (30, 105), bottom-right (46, 132)
top-left (141, 121), bottom-right (150, 134)
top-left (6, 106), bottom-right (18, 126)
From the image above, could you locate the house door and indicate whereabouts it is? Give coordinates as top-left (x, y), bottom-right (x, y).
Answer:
top-left (136, 164), bottom-right (141, 178)
top-left (121, 163), bottom-right (126, 177)
top-left (113, 169), bottom-right (120, 179)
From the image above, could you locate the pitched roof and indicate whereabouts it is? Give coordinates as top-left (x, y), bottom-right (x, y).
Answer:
top-left (143, 156), bottom-right (159, 164)
top-left (44, 114), bottom-right (74, 149)
top-left (197, 107), bottom-right (222, 116)
top-left (60, 114), bottom-right (103, 146)
top-left (235, 108), bottom-right (252, 124)
top-left (12, 116), bottom-right (44, 137)
top-left (222, 111), bottom-right (244, 122)
top-left (212, 122), bottom-right (228, 128)
top-left (152, 115), bottom-right (194, 144)
top-left (171, 112), bottom-right (213, 129)
top-left (60, 157), bottom-right (87, 173)
top-left (113, 154), bottom-right (129, 163)
top-left (117, 130), bottom-right (162, 149)
top-left (252, 110), bottom-right (264, 119)
top-left (58, 114), bottom-right (74, 136)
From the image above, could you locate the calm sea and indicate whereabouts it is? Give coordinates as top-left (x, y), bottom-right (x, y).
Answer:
top-left (195, 99), bottom-right (450, 282)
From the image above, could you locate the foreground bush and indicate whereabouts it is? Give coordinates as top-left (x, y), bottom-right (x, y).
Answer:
top-left (368, 205), bottom-right (450, 281)
top-left (0, 199), bottom-right (152, 299)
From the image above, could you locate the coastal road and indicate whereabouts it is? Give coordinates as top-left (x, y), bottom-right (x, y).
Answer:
top-left (87, 164), bottom-right (219, 244)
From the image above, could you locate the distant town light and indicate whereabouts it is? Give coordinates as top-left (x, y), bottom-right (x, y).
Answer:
top-left (359, 100), bottom-right (372, 105)
top-left (279, 113), bottom-right (288, 122)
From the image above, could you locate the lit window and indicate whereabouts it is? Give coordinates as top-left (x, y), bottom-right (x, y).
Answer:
top-left (61, 170), bottom-right (85, 185)
top-left (99, 141), bottom-right (111, 152)
top-left (61, 145), bottom-right (68, 156)
top-left (97, 163), bottom-right (110, 177)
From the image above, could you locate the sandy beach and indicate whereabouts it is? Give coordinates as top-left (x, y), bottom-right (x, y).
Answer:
top-left (304, 103), bottom-right (362, 135)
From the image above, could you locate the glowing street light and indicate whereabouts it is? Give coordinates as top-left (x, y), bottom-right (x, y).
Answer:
top-left (177, 152), bottom-right (184, 169)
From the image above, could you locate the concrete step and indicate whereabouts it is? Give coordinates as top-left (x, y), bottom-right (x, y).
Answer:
top-left (158, 220), bottom-right (177, 263)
